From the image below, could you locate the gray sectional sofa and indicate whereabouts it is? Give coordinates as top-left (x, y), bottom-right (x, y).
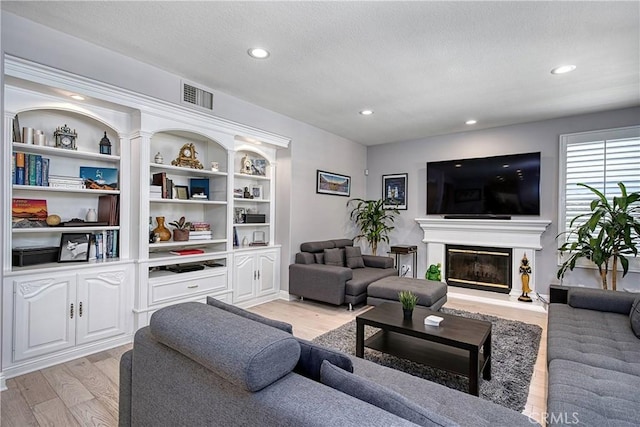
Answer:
top-left (547, 287), bottom-right (640, 426)
top-left (119, 300), bottom-right (537, 426)
top-left (289, 239), bottom-right (397, 309)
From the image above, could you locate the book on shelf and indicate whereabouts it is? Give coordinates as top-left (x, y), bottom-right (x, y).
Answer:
top-left (169, 248), bottom-right (205, 256)
top-left (189, 230), bottom-right (212, 236)
top-left (80, 166), bottom-right (118, 190)
top-left (97, 195), bottom-right (118, 225)
top-left (152, 172), bottom-right (169, 198)
top-left (12, 198), bottom-right (48, 224)
top-left (189, 236), bottom-right (213, 241)
top-left (189, 178), bottom-right (210, 199)
top-left (42, 158), bottom-right (50, 187)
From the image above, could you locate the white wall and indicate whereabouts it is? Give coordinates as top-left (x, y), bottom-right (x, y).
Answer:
top-left (1, 11), bottom-right (367, 292)
top-left (367, 107), bottom-right (640, 294)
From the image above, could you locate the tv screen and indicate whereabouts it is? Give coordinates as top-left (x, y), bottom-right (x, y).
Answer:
top-left (427, 152), bottom-right (540, 216)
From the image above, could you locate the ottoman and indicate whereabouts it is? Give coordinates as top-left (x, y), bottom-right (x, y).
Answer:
top-left (367, 276), bottom-right (447, 311)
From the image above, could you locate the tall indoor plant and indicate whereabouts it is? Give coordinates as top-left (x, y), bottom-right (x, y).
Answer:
top-left (557, 182), bottom-right (640, 290)
top-left (347, 198), bottom-right (399, 255)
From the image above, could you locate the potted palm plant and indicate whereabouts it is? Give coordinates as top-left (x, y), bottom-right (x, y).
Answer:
top-left (170, 216), bottom-right (192, 242)
top-left (347, 198), bottom-right (399, 255)
top-left (557, 182), bottom-right (640, 290)
top-left (398, 290), bottom-right (419, 320)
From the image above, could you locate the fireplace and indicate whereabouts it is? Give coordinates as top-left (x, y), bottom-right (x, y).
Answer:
top-left (446, 245), bottom-right (512, 293)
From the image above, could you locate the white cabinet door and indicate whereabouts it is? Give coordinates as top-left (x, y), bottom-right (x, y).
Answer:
top-left (13, 275), bottom-right (77, 361)
top-left (256, 251), bottom-right (277, 296)
top-left (233, 254), bottom-right (256, 303)
top-left (76, 268), bottom-right (128, 345)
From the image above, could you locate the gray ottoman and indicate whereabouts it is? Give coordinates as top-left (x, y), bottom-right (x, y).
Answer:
top-left (367, 277), bottom-right (447, 311)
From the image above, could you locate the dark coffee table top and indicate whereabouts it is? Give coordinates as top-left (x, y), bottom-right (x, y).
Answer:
top-left (357, 302), bottom-right (491, 351)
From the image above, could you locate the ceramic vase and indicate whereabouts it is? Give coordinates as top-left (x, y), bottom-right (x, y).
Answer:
top-left (85, 208), bottom-right (97, 222)
top-left (153, 216), bottom-right (171, 241)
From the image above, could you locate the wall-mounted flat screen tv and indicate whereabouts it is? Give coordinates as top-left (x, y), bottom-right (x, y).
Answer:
top-left (427, 152), bottom-right (541, 216)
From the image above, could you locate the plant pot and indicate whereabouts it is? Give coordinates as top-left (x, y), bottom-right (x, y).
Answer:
top-left (403, 308), bottom-right (413, 320)
top-left (173, 229), bottom-right (190, 242)
top-left (152, 216), bottom-right (171, 241)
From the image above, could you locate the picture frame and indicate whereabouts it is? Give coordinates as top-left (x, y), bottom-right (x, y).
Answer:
top-left (253, 158), bottom-right (267, 176)
top-left (382, 173), bottom-right (408, 210)
top-left (13, 114), bottom-right (21, 143)
top-left (252, 230), bottom-right (266, 243)
top-left (251, 185), bottom-right (263, 200)
top-left (234, 207), bottom-right (246, 224)
top-left (316, 170), bottom-right (351, 197)
top-left (58, 233), bottom-right (91, 262)
top-left (175, 185), bottom-right (189, 200)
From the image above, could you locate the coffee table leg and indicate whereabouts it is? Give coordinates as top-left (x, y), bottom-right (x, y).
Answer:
top-left (483, 331), bottom-right (492, 381)
top-left (469, 349), bottom-right (479, 396)
top-left (356, 319), bottom-right (364, 358)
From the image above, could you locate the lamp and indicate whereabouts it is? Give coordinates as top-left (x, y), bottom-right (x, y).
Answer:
top-left (99, 131), bottom-right (112, 155)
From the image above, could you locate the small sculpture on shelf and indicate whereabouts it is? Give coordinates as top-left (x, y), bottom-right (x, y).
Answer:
top-left (154, 152), bottom-right (164, 164)
top-left (241, 154), bottom-right (253, 174)
top-left (99, 132), bottom-right (112, 155)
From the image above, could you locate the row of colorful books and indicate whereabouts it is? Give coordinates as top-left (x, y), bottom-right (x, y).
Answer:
top-left (12, 152), bottom-right (50, 186)
top-left (90, 230), bottom-right (119, 260)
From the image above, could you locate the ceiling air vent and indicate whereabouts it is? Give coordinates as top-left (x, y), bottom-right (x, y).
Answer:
top-left (181, 80), bottom-right (214, 111)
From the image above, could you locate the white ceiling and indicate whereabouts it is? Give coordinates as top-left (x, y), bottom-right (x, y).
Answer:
top-left (2, 1), bottom-right (639, 146)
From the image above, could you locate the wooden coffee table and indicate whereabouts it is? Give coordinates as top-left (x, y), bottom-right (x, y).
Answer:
top-left (355, 302), bottom-right (492, 396)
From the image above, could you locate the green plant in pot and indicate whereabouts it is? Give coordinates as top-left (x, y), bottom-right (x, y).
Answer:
top-left (398, 290), bottom-right (419, 320)
top-left (347, 198), bottom-right (399, 255)
top-left (170, 216), bottom-right (192, 242)
top-left (557, 182), bottom-right (640, 290)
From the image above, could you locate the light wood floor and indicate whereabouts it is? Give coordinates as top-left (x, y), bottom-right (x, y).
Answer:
top-left (1, 296), bottom-right (547, 426)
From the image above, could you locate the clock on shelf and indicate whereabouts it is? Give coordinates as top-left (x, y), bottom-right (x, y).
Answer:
top-left (171, 142), bottom-right (203, 169)
top-left (53, 124), bottom-right (78, 150)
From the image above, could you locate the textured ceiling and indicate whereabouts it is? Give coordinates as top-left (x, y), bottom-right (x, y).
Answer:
top-left (2, 1), bottom-right (639, 145)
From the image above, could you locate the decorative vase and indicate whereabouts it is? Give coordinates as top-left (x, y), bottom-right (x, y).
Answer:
top-left (152, 216), bottom-right (171, 241)
top-left (154, 152), bottom-right (164, 164)
top-left (173, 229), bottom-right (190, 242)
top-left (403, 308), bottom-right (413, 320)
top-left (85, 208), bottom-right (97, 222)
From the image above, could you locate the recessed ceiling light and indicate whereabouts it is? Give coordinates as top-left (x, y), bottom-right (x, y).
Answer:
top-left (359, 110), bottom-right (374, 116)
top-left (70, 94), bottom-right (85, 100)
top-left (465, 119), bottom-right (477, 125)
top-left (455, 164), bottom-right (462, 168)
top-left (550, 64), bottom-right (576, 75)
top-left (248, 47), bottom-right (270, 59)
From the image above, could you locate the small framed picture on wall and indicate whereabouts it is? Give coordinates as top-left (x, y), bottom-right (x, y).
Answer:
top-left (382, 173), bottom-right (408, 210)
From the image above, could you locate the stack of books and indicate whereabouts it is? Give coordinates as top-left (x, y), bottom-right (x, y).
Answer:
top-left (48, 175), bottom-right (85, 189)
top-left (190, 222), bottom-right (212, 241)
top-left (150, 185), bottom-right (162, 199)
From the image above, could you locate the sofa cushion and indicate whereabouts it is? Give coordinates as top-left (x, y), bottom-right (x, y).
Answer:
top-left (568, 287), bottom-right (639, 314)
top-left (346, 267), bottom-right (398, 297)
top-left (206, 296), bottom-right (293, 333)
top-left (547, 303), bottom-right (640, 376)
top-left (294, 338), bottom-right (353, 381)
top-left (362, 255), bottom-right (395, 269)
top-left (345, 246), bottom-right (365, 269)
top-left (300, 240), bottom-right (335, 253)
top-left (324, 248), bottom-right (345, 267)
top-left (320, 361), bottom-right (459, 427)
top-left (150, 302), bottom-right (300, 392)
top-left (295, 252), bottom-right (316, 264)
top-left (314, 252), bottom-right (325, 264)
top-left (331, 238), bottom-right (354, 248)
top-left (631, 297), bottom-right (640, 338)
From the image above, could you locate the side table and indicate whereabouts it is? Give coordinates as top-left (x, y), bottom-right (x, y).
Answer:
top-left (389, 245), bottom-right (417, 278)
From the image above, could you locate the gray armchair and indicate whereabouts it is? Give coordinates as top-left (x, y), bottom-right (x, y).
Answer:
top-left (289, 239), bottom-right (397, 310)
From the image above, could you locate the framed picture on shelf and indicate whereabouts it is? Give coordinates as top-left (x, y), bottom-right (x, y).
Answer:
top-left (175, 185), bottom-right (189, 200)
top-left (253, 158), bottom-right (267, 176)
top-left (251, 185), bottom-right (263, 200)
top-left (79, 166), bottom-right (119, 190)
top-left (316, 170), bottom-right (351, 197)
top-left (234, 207), bottom-right (246, 224)
top-left (382, 173), bottom-right (408, 210)
top-left (58, 233), bottom-right (91, 263)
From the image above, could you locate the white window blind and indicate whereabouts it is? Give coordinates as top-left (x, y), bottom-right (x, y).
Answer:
top-left (559, 126), bottom-right (640, 242)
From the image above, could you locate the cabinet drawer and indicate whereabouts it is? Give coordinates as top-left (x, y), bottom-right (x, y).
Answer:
top-left (150, 272), bottom-right (228, 305)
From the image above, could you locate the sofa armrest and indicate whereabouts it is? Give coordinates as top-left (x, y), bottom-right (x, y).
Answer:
top-left (567, 287), bottom-right (639, 314)
top-left (362, 255), bottom-right (394, 269)
top-left (289, 264), bottom-right (352, 305)
top-left (119, 350), bottom-right (133, 427)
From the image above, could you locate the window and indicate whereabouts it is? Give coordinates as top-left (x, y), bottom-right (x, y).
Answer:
top-left (558, 125), bottom-right (640, 270)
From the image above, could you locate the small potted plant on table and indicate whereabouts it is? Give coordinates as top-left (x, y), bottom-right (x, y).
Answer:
top-left (170, 216), bottom-right (191, 242)
top-left (398, 290), bottom-right (419, 320)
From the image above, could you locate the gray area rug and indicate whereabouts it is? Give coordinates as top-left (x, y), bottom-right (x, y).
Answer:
top-left (312, 307), bottom-right (542, 412)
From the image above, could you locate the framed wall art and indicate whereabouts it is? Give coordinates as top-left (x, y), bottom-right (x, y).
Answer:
top-left (382, 173), bottom-right (408, 210)
top-left (316, 170), bottom-right (351, 197)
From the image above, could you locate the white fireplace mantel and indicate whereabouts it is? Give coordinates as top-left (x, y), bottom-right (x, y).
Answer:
top-left (415, 217), bottom-right (551, 298)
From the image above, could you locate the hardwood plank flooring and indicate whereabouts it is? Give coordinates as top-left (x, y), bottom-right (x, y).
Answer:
top-left (1, 296), bottom-right (548, 426)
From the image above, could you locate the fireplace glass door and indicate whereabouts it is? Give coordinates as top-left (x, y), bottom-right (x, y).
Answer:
top-left (446, 245), bottom-right (512, 293)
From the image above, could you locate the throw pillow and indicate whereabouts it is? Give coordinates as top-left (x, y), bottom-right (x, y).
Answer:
top-left (314, 252), bottom-right (325, 264)
top-left (630, 297), bottom-right (640, 338)
top-left (320, 361), bottom-right (460, 427)
top-left (324, 248), bottom-right (345, 267)
top-left (294, 338), bottom-right (353, 381)
top-left (206, 296), bottom-right (293, 333)
top-left (345, 246), bottom-right (365, 269)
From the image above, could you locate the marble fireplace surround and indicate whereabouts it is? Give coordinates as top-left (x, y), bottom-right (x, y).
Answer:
top-left (415, 217), bottom-right (551, 308)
